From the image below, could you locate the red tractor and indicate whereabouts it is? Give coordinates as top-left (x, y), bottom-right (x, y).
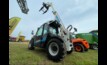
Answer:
top-left (69, 27), bottom-right (89, 52)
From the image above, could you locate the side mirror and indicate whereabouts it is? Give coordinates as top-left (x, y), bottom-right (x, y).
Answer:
top-left (74, 28), bottom-right (77, 32)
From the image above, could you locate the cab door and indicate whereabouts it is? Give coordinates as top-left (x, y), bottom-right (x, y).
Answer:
top-left (34, 25), bottom-right (43, 46)
top-left (40, 23), bottom-right (48, 47)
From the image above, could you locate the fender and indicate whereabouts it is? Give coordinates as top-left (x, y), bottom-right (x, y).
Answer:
top-left (43, 35), bottom-right (64, 48)
top-left (71, 38), bottom-right (89, 49)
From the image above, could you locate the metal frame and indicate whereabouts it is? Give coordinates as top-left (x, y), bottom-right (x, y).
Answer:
top-left (17, 0), bottom-right (29, 14)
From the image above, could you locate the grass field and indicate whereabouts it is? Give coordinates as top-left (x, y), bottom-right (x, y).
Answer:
top-left (9, 42), bottom-right (98, 65)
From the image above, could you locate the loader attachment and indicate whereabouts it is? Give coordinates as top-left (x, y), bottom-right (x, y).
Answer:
top-left (17, 0), bottom-right (29, 14)
top-left (39, 2), bottom-right (51, 14)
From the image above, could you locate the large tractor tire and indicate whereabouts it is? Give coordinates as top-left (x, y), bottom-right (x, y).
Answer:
top-left (28, 38), bottom-right (34, 50)
top-left (46, 38), bottom-right (66, 62)
top-left (74, 43), bottom-right (85, 52)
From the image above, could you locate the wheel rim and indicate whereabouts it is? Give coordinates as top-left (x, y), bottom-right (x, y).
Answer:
top-left (49, 42), bottom-right (59, 56)
top-left (75, 46), bottom-right (81, 51)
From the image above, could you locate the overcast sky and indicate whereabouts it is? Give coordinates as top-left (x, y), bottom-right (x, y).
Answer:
top-left (9, 0), bottom-right (98, 40)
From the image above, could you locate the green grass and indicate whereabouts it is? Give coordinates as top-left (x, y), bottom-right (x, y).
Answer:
top-left (9, 42), bottom-right (98, 65)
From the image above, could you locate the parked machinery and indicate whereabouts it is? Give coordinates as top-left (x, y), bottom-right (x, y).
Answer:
top-left (9, 17), bottom-right (21, 41)
top-left (68, 26), bottom-right (89, 52)
top-left (76, 30), bottom-right (98, 50)
top-left (28, 2), bottom-right (74, 61)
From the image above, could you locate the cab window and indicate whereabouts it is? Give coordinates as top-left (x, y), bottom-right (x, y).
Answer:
top-left (36, 26), bottom-right (43, 36)
top-left (49, 27), bottom-right (57, 35)
top-left (43, 24), bottom-right (48, 35)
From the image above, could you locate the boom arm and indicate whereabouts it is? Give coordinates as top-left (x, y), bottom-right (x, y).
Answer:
top-left (17, 0), bottom-right (29, 14)
top-left (39, 2), bottom-right (67, 34)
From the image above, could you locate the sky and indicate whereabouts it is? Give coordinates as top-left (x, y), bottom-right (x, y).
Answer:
top-left (9, 0), bottom-right (98, 40)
